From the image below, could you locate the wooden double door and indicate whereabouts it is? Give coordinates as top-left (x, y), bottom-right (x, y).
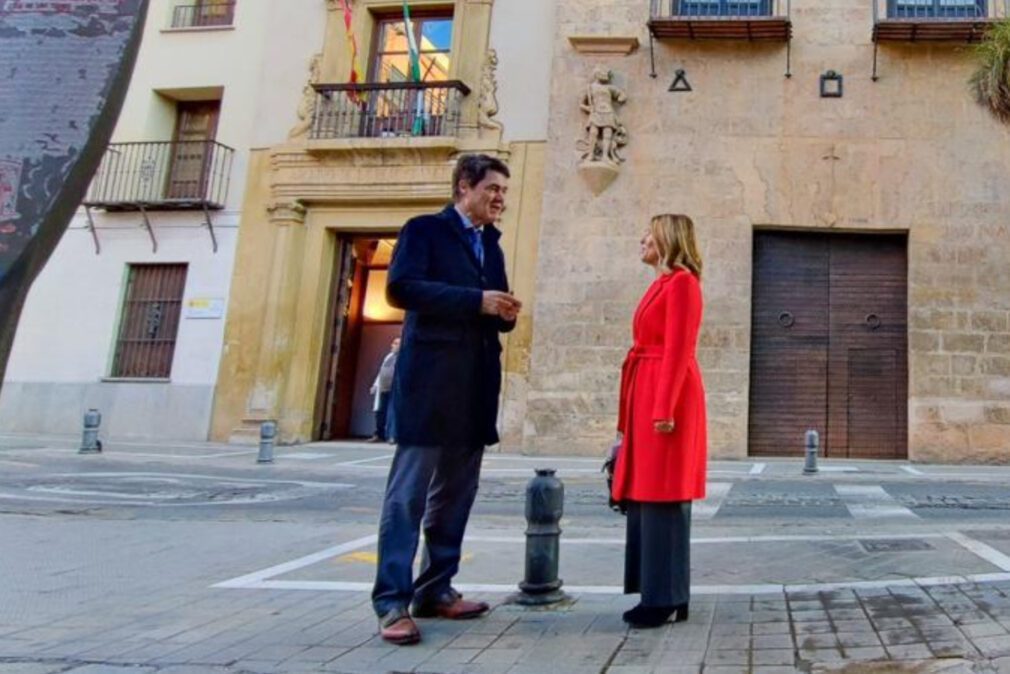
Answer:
top-left (748, 231), bottom-right (908, 459)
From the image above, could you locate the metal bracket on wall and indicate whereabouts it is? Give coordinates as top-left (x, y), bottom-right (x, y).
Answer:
top-left (872, 42), bottom-right (880, 81)
top-left (785, 36), bottom-right (792, 78)
top-left (649, 32), bottom-right (657, 78)
top-left (83, 205), bottom-right (101, 255)
top-left (137, 204), bottom-right (158, 254)
top-left (201, 203), bottom-right (219, 254)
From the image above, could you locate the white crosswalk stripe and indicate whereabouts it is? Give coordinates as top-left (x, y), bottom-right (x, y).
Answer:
top-left (694, 481), bottom-right (732, 519)
top-left (835, 484), bottom-right (918, 519)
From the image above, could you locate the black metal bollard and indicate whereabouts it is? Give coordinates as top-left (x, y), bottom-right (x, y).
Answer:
top-left (257, 421), bottom-right (276, 464)
top-left (78, 408), bottom-right (102, 454)
top-left (803, 429), bottom-right (820, 474)
top-left (510, 468), bottom-right (567, 606)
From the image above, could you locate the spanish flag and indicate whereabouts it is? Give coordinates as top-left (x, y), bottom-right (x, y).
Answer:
top-left (338, 0), bottom-right (365, 103)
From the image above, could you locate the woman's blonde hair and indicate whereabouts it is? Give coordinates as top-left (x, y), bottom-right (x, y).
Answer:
top-left (649, 214), bottom-right (702, 278)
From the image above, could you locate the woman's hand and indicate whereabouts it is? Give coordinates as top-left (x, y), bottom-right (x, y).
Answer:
top-left (654, 419), bottom-right (676, 434)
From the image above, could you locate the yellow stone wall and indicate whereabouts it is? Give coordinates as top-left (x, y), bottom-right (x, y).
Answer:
top-left (210, 0), bottom-right (554, 443)
top-left (210, 139), bottom-right (545, 444)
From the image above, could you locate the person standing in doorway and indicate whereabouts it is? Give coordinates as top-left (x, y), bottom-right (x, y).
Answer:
top-left (372, 154), bottom-right (521, 645)
top-left (611, 214), bottom-right (707, 628)
top-left (369, 337), bottom-right (401, 443)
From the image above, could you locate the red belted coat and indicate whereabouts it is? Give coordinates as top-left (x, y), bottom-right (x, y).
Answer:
top-left (611, 269), bottom-right (707, 503)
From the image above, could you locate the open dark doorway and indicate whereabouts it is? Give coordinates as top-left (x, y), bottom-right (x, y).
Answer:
top-left (317, 235), bottom-right (403, 440)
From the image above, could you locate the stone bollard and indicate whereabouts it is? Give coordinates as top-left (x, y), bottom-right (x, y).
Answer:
top-left (510, 468), bottom-right (567, 606)
top-left (78, 408), bottom-right (103, 454)
top-left (257, 421), bottom-right (276, 464)
top-left (803, 429), bottom-right (820, 475)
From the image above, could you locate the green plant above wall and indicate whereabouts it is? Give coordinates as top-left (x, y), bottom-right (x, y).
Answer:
top-left (970, 20), bottom-right (1010, 124)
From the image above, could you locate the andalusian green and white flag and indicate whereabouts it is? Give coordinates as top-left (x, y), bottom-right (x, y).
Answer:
top-left (403, 2), bottom-right (422, 83)
top-left (403, 1), bottom-right (426, 135)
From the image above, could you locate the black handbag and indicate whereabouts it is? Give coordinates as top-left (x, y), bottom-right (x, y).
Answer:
top-left (602, 437), bottom-right (626, 514)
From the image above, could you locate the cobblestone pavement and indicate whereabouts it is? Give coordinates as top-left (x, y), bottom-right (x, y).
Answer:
top-left (3, 434), bottom-right (1010, 673)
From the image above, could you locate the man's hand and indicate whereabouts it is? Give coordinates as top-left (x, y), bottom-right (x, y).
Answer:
top-left (481, 291), bottom-right (522, 319)
top-left (654, 420), bottom-right (676, 434)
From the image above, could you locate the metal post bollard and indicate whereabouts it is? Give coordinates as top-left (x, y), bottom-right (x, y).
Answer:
top-left (257, 421), bottom-right (276, 464)
top-left (803, 429), bottom-right (820, 474)
top-left (509, 468), bottom-right (567, 606)
top-left (78, 408), bottom-right (102, 454)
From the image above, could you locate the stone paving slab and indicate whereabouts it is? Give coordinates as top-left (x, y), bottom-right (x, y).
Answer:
top-left (5, 584), bottom-right (1010, 673)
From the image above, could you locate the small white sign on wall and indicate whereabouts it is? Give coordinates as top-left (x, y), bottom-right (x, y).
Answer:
top-left (185, 297), bottom-right (225, 319)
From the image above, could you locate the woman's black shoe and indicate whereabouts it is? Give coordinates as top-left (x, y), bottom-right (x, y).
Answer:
top-left (622, 603), bottom-right (689, 627)
top-left (620, 604), bottom-right (669, 627)
top-left (672, 603), bottom-right (689, 623)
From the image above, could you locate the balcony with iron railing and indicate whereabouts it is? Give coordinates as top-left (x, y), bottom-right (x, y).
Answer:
top-left (874, 0), bottom-right (1008, 41)
top-left (169, 2), bottom-right (236, 29)
top-left (649, 0), bottom-right (792, 40)
top-left (310, 80), bottom-right (470, 141)
top-left (83, 141), bottom-right (234, 211)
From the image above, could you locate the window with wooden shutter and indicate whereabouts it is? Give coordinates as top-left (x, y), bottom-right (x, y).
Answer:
top-left (111, 264), bottom-right (188, 379)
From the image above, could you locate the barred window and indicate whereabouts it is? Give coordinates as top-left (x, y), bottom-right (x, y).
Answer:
top-left (111, 264), bottom-right (187, 379)
top-left (170, 1), bottom-right (236, 29)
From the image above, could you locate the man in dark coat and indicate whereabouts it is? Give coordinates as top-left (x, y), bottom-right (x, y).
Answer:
top-left (372, 154), bottom-right (521, 645)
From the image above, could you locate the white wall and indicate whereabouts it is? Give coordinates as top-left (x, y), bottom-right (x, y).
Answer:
top-left (490, 0), bottom-right (556, 143)
top-left (5, 213), bottom-right (239, 385)
top-left (250, 1), bottom-right (330, 147)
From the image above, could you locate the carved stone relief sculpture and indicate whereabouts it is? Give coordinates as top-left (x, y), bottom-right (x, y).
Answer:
top-left (576, 67), bottom-right (628, 195)
top-left (479, 49), bottom-right (504, 134)
top-left (289, 53), bottom-right (323, 139)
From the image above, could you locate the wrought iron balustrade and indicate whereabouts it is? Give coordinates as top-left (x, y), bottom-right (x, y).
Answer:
top-left (873, 0), bottom-right (1007, 42)
top-left (311, 80), bottom-right (470, 140)
top-left (83, 140), bottom-right (234, 211)
top-left (650, 0), bottom-right (789, 19)
top-left (875, 0), bottom-right (1007, 19)
top-left (170, 2), bottom-right (236, 28)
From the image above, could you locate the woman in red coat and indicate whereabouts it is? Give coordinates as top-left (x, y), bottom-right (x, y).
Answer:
top-left (611, 213), bottom-right (706, 628)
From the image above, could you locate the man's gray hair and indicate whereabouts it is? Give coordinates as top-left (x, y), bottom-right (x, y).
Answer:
top-left (452, 154), bottom-right (510, 200)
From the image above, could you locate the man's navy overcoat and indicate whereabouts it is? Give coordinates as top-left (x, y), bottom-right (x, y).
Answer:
top-left (386, 205), bottom-right (515, 449)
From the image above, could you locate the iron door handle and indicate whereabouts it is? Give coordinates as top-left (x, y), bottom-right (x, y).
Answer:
top-left (778, 311), bottom-right (795, 328)
top-left (866, 314), bottom-right (881, 330)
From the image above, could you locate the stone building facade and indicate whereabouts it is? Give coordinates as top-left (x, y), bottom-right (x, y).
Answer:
top-left (11, 0), bottom-right (1004, 463)
top-left (512, 0), bottom-right (1010, 462)
top-left (211, 0), bottom-right (1010, 462)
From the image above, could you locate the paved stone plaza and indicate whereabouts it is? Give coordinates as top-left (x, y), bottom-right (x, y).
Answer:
top-left (2, 436), bottom-right (1010, 673)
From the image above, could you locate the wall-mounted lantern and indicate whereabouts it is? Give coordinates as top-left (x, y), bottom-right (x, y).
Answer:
top-left (820, 70), bottom-right (843, 98)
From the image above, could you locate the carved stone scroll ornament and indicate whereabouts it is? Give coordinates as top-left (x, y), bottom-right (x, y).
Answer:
top-left (478, 49), bottom-right (503, 133)
top-left (576, 67), bottom-right (628, 195)
top-left (289, 53), bottom-right (323, 139)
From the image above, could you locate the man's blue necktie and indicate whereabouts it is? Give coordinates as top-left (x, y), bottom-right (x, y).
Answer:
top-left (466, 227), bottom-right (484, 267)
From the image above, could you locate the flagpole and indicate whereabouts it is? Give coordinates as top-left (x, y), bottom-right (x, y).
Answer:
top-left (402, 2), bottom-right (426, 136)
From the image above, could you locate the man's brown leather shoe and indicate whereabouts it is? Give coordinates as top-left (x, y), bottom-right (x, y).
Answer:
top-left (412, 590), bottom-right (489, 620)
top-left (378, 608), bottom-right (421, 645)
